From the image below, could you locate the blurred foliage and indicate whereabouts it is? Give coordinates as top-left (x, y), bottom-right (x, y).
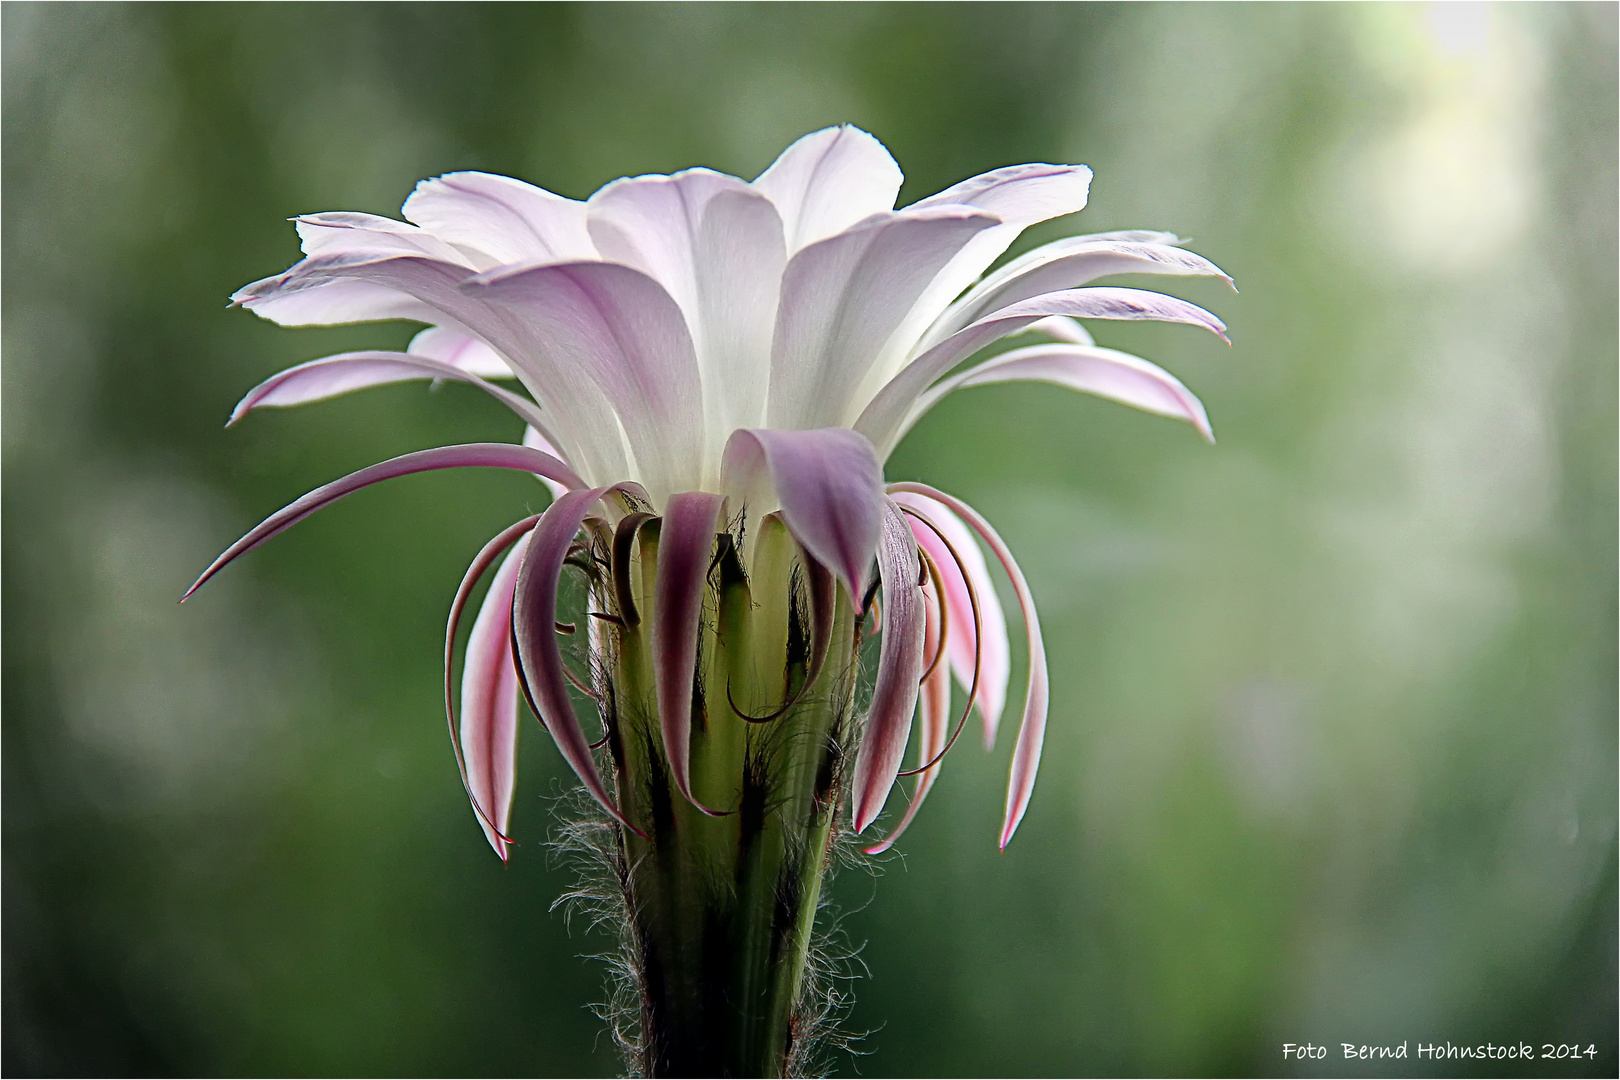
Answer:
top-left (3, 2), bottom-right (1614, 1076)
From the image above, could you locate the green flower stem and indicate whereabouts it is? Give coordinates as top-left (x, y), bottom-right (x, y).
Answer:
top-left (606, 517), bottom-right (859, 1077)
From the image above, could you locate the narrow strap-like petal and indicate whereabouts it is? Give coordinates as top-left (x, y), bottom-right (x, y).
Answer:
top-left (850, 499), bottom-right (928, 834)
top-left (908, 343), bottom-right (1215, 444)
top-left (456, 528), bottom-right (534, 860)
top-left (182, 443), bottom-right (585, 602)
top-left (227, 351), bottom-right (547, 431)
top-left (523, 426), bottom-right (572, 500)
top-left (720, 427), bottom-right (884, 601)
top-left (926, 237), bottom-right (1233, 348)
top-left (752, 125), bottom-right (903, 251)
top-left (650, 491), bottom-right (726, 813)
top-left (511, 487), bottom-right (638, 833)
top-left (887, 483), bottom-right (1047, 849)
top-left (893, 491), bottom-right (1010, 747)
top-left (293, 212), bottom-right (474, 266)
top-left (862, 570), bottom-right (950, 854)
top-left (856, 286), bottom-right (1228, 457)
top-left (766, 206), bottom-right (1001, 432)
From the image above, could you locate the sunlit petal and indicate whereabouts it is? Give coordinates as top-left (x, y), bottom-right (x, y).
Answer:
top-left (752, 124), bottom-right (904, 251)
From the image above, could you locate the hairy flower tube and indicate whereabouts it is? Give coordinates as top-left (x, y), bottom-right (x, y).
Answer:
top-left (186, 126), bottom-right (1229, 1077)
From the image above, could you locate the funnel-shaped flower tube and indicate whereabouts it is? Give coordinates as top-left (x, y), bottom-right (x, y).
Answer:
top-left (190, 126), bottom-right (1229, 1076)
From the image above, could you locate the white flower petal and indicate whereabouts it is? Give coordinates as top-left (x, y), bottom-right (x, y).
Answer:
top-left (587, 171), bottom-right (785, 435)
top-left (927, 237), bottom-right (1232, 346)
top-left (766, 207), bottom-right (1000, 431)
top-left (402, 170), bottom-right (596, 266)
top-left (752, 124), bottom-right (903, 251)
top-left (294, 212), bottom-right (474, 266)
top-left (407, 326), bottom-right (514, 378)
top-left (856, 286), bottom-right (1228, 455)
top-left (469, 260), bottom-right (705, 501)
top-left (916, 343), bottom-right (1214, 443)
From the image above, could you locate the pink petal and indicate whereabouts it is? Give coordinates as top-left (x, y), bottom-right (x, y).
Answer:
top-left (886, 483), bottom-right (1047, 850)
top-left (445, 516), bottom-right (543, 861)
top-left (720, 427), bottom-right (884, 601)
top-left (850, 499), bottom-right (928, 834)
top-left (650, 491), bottom-right (726, 813)
top-left (181, 443), bottom-right (584, 602)
top-left (227, 351), bottom-right (545, 430)
top-left (752, 125), bottom-right (904, 251)
top-left (402, 170), bottom-right (596, 265)
top-left (510, 487), bottom-right (637, 832)
top-left (892, 491), bottom-right (1011, 747)
top-left (766, 206), bottom-right (1001, 431)
top-left (939, 343), bottom-right (1215, 442)
top-left (862, 572), bottom-right (951, 854)
top-left (856, 286), bottom-right (1229, 455)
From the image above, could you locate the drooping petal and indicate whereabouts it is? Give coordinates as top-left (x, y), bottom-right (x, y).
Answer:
top-left (181, 443), bottom-right (584, 601)
top-left (510, 487), bottom-right (637, 832)
top-left (910, 343), bottom-right (1215, 443)
top-left (856, 286), bottom-right (1229, 456)
top-left (887, 482), bottom-right (1047, 849)
top-left (231, 272), bottom-right (443, 327)
top-left (927, 237), bottom-right (1233, 347)
top-left (408, 326), bottom-right (514, 378)
top-left (402, 170), bottom-right (596, 265)
top-left (1023, 314), bottom-right (1093, 345)
top-left (226, 351), bottom-right (546, 430)
top-left (720, 427), bottom-right (884, 601)
top-left (650, 491), bottom-right (726, 812)
top-left (458, 531), bottom-right (530, 859)
top-left (862, 570), bottom-right (951, 854)
top-left (766, 206), bottom-right (1000, 431)
top-left (752, 125), bottom-right (904, 251)
top-left (892, 491), bottom-right (1011, 746)
top-left (465, 260), bottom-right (705, 500)
top-left (587, 171), bottom-right (786, 436)
top-left (850, 498), bottom-right (928, 833)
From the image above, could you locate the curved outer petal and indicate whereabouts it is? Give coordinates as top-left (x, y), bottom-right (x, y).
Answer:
top-left (752, 125), bottom-right (904, 251)
top-left (874, 163), bottom-right (1096, 382)
top-left (226, 351), bottom-right (546, 430)
top-left (650, 491), bottom-right (726, 812)
top-left (926, 238), bottom-right (1233, 348)
top-left (511, 487), bottom-right (637, 832)
top-left (720, 427), bottom-right (883, 601)
top-left (862, 571), bottom-right (950, 854)
top-left (402, 170), bottom-right (597, 265)
top-left (850, 498), bottom-right (928, 833)
top-left (466, 260), bottom-right (704, 500)
top-left (893, 491), bottom-right (1010, 746)
top-left (766, 207), bottom-right (1001, 431)
top-left (181, 443), bottom-right (584, 601)
top-left (408, 326), bottom-right (514, 378)
top-left (855, 286), bottom-right (1229, 456)
top-left (887, 482), bottom-right (1047, 850)
top-left (232, 272), bottom-right (444, 327)
top-left (588, 171), bottom-right (786, 437)
top-left (908, 343), bottom-right (1215, 444)
top-left (459, 535), bottom-right (528, 859)
top-left (293, 212), bottom-right (474, 266)
top-left (245, 251), bottom-right (632, 484)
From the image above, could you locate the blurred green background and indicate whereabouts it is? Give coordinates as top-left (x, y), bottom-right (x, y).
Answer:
top-left (4, 2), bottom-right (1614, 1076)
